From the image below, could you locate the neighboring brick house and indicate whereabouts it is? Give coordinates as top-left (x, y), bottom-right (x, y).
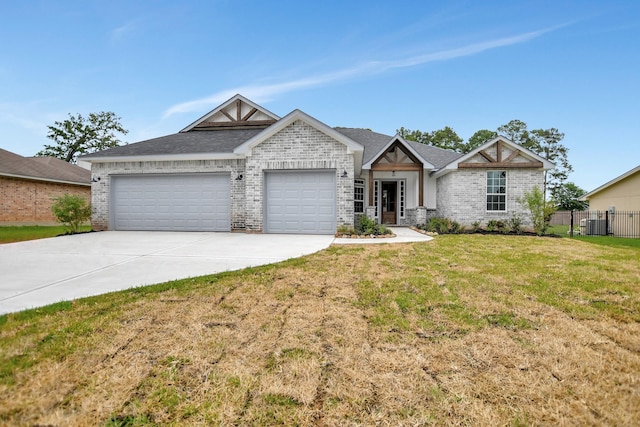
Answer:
top-left (81, 94), bottom-right (554, 233)
top-left (0, 148), bottom-right (91, 224)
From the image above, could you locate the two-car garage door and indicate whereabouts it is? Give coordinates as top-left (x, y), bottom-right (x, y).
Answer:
top-left (111, 174), bottom-right (230, 231)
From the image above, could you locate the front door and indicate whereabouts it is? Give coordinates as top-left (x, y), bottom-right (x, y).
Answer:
top-left (381, 181), bottom-right (397, 224)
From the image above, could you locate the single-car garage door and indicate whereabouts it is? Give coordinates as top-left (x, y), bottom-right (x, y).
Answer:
top-left (111, 174), bottom-right (230, 231)
top-left (265, 170), bottom-right (336, 234)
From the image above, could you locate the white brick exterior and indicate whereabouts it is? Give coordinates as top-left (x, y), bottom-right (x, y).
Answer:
top-left (436, 168), bottom-right (544, 227)
top-left (86, 101), bottom-right (552, 234)
top-left (90, 120), bottom-right (355, 233)
top-left (245, 120), bottom-right (355, 232)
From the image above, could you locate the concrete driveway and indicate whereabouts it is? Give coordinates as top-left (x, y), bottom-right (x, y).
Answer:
top-left (0, 228), bottom-right (431, 315)
top-left (0, 231), bottom-right (335, 315)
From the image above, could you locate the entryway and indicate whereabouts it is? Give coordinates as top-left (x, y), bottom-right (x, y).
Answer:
top-left (381, 181), bottom-right (397, 224)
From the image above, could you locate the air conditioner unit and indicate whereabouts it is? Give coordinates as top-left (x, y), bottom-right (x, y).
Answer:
top-left (579, 218), bottom-right (587, 235)
top-left (586, 219), bottom-right (607, 236)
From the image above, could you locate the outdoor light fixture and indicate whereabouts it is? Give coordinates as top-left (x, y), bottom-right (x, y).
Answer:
top-left (392, 170), bottom-right (396, 177)
top-left (235, 174), bottom-right (243, 181)
top-left (91, 176), bottom-right (101, 182)
top-left (341, 170), bottom-right (348, 178)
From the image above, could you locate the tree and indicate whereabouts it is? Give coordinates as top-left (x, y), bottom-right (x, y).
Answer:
top-left (51, 194), bottom-right (92, 234)
top-left (37, 111), bottom-right (128, 163)
top-left (397, 126), bottom-right (465, 152)
top-left (397, 127), bottom-right (432, 145)
top-left (430, 126), bottom-right (465, 152)
top-left (467, 129), bottom-right (497, 152)
top-left (497, 120), bottom-right (572, 199)
top-left (551, 182), bottom-right (588, 211)
top-left (529, 128), bottom-right (573, 198)
top-left (497, 119), bottom-right (531, 147)
top-left (517, 186), bottom-right (556, 235)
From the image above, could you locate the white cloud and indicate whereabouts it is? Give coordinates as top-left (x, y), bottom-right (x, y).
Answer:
top-left (163, 26), bottom-right (562, 118)
top-left (110, 21), bottom-right (137, 44)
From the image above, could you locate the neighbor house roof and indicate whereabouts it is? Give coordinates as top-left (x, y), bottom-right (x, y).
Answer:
top-left (0, 148), bottom-right (90, 186)
top-left (580, 164), bottom-right (640, 200)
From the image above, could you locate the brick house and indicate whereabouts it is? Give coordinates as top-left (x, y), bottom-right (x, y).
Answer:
top-left (81, 94), bottom-right (554, 233)
top-left (0, 148), bottom-right (91, 224)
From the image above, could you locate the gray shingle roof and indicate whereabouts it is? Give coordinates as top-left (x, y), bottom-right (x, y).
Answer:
top-left (334, 127), bottom-right (391, 165)
top-left (81, 129), bottom-right (264, 158)
top-left (405, 140), bottom-right (464, 169)
top-left (0, 148), bottom-right (90, 185)
top-left (334, 127), bottom-right (462, 169)
top-left (81, 125), bottom-right (463, 170)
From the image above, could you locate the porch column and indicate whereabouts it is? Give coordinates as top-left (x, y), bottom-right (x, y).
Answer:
top-left (416, 206), bottom-right (427, 225)
top-left (419, 168), bottom-right (424, 206)
top-left (368, 169), bottom-right (374, 206)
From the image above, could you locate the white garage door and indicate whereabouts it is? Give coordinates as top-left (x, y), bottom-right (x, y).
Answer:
top-left (265, 170), bottom-right (336, 234)
top-left (111, 174), bottom-right (230, 231)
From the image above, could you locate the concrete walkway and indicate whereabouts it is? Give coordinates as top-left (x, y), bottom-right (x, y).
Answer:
top-left (333, 226), bottom-right (433, 244)
top-left (0, 227), bottom-right (431, 315)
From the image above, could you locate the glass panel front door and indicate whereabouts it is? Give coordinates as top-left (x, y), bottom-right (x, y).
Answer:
top-left (381, 181), bottom-right (397, 224)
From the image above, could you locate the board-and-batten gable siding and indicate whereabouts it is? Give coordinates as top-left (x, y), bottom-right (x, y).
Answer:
top-left (436, 168), bottom-right (543, 227)
top-left (0, 176), bottom-right (90, 223)
top-left (244, 119), bottom-right (355, 232)
top-left (586, 172), bottom-right (640, 211)
top-left (89, 159), bottom-right (246, 231)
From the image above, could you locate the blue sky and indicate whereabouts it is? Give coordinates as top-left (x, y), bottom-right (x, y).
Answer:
top-left (1, 0), bottom-right (638, 192)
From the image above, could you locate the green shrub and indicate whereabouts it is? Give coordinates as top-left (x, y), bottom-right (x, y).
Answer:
top-left (378, 225), bottom-right (392, 235)
top-left (358, 215), bottom-right (377, 235)
top-left (486, 219), bottom-right (511, 233)
top-left (422, 217), bottom-right (463, 234)
top-left (449, 220), bottom-right (463, 234)
top-left (508, 214), bottom-right (523, 235)
top-left (471, 221), bottom-right (481, 232)
top-left (337, 224), bottom-right (355, 235)
top-left (356, 216), bottom-right (391, 236)
top-left (51, 194), bottom-right (92, 234)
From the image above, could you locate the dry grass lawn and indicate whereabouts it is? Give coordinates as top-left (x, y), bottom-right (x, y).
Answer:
top-left (0, 235), bottom-right (639, 426)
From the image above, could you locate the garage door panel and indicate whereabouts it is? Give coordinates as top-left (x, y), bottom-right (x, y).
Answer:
top-left (265, 171), bottom-right (336, 234)
top-left (112, 174), bottom-right (230, 231)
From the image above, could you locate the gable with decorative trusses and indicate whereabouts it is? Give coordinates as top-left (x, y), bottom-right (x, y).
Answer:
top-left (181, 94), bottom-right (280, 132)
top-left (458, 138), bottom-right (544, 169)
top-left (372, 140), bottom-right (423, 171)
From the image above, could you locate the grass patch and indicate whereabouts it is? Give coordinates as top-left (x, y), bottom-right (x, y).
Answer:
top-left (0, 235), bottom-right (638, 425)
top-left (572, 235), bottom-right (640, 249)
top-left (0, 225), bottom-right (92, 243)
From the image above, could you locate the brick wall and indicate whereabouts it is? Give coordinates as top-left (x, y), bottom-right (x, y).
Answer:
top-left (245, 120), bottom-right (355, 232)
top-left (436, 169), bottom-right (544, 228)
top-left (0, 176), bottom-right (90, 224)
top-left (90, 159), bottom-right (246, 231)
top-left (90, 121), bottom-right (356, 233)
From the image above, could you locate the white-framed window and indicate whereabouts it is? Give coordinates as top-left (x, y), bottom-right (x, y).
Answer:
top-left (354, 179), bottom-right (364, 213)
top-left (487, 170), bottom-right (507, 211)
top-left (373, 180), bottom-right (379, 218)
top-left (399, 180), bottom-right (406, 218)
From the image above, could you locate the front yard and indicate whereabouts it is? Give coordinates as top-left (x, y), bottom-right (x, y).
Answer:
top-left (0, 225), bottom-right (92, 244)
top-left (0, 235), bottom-right (638, 425)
